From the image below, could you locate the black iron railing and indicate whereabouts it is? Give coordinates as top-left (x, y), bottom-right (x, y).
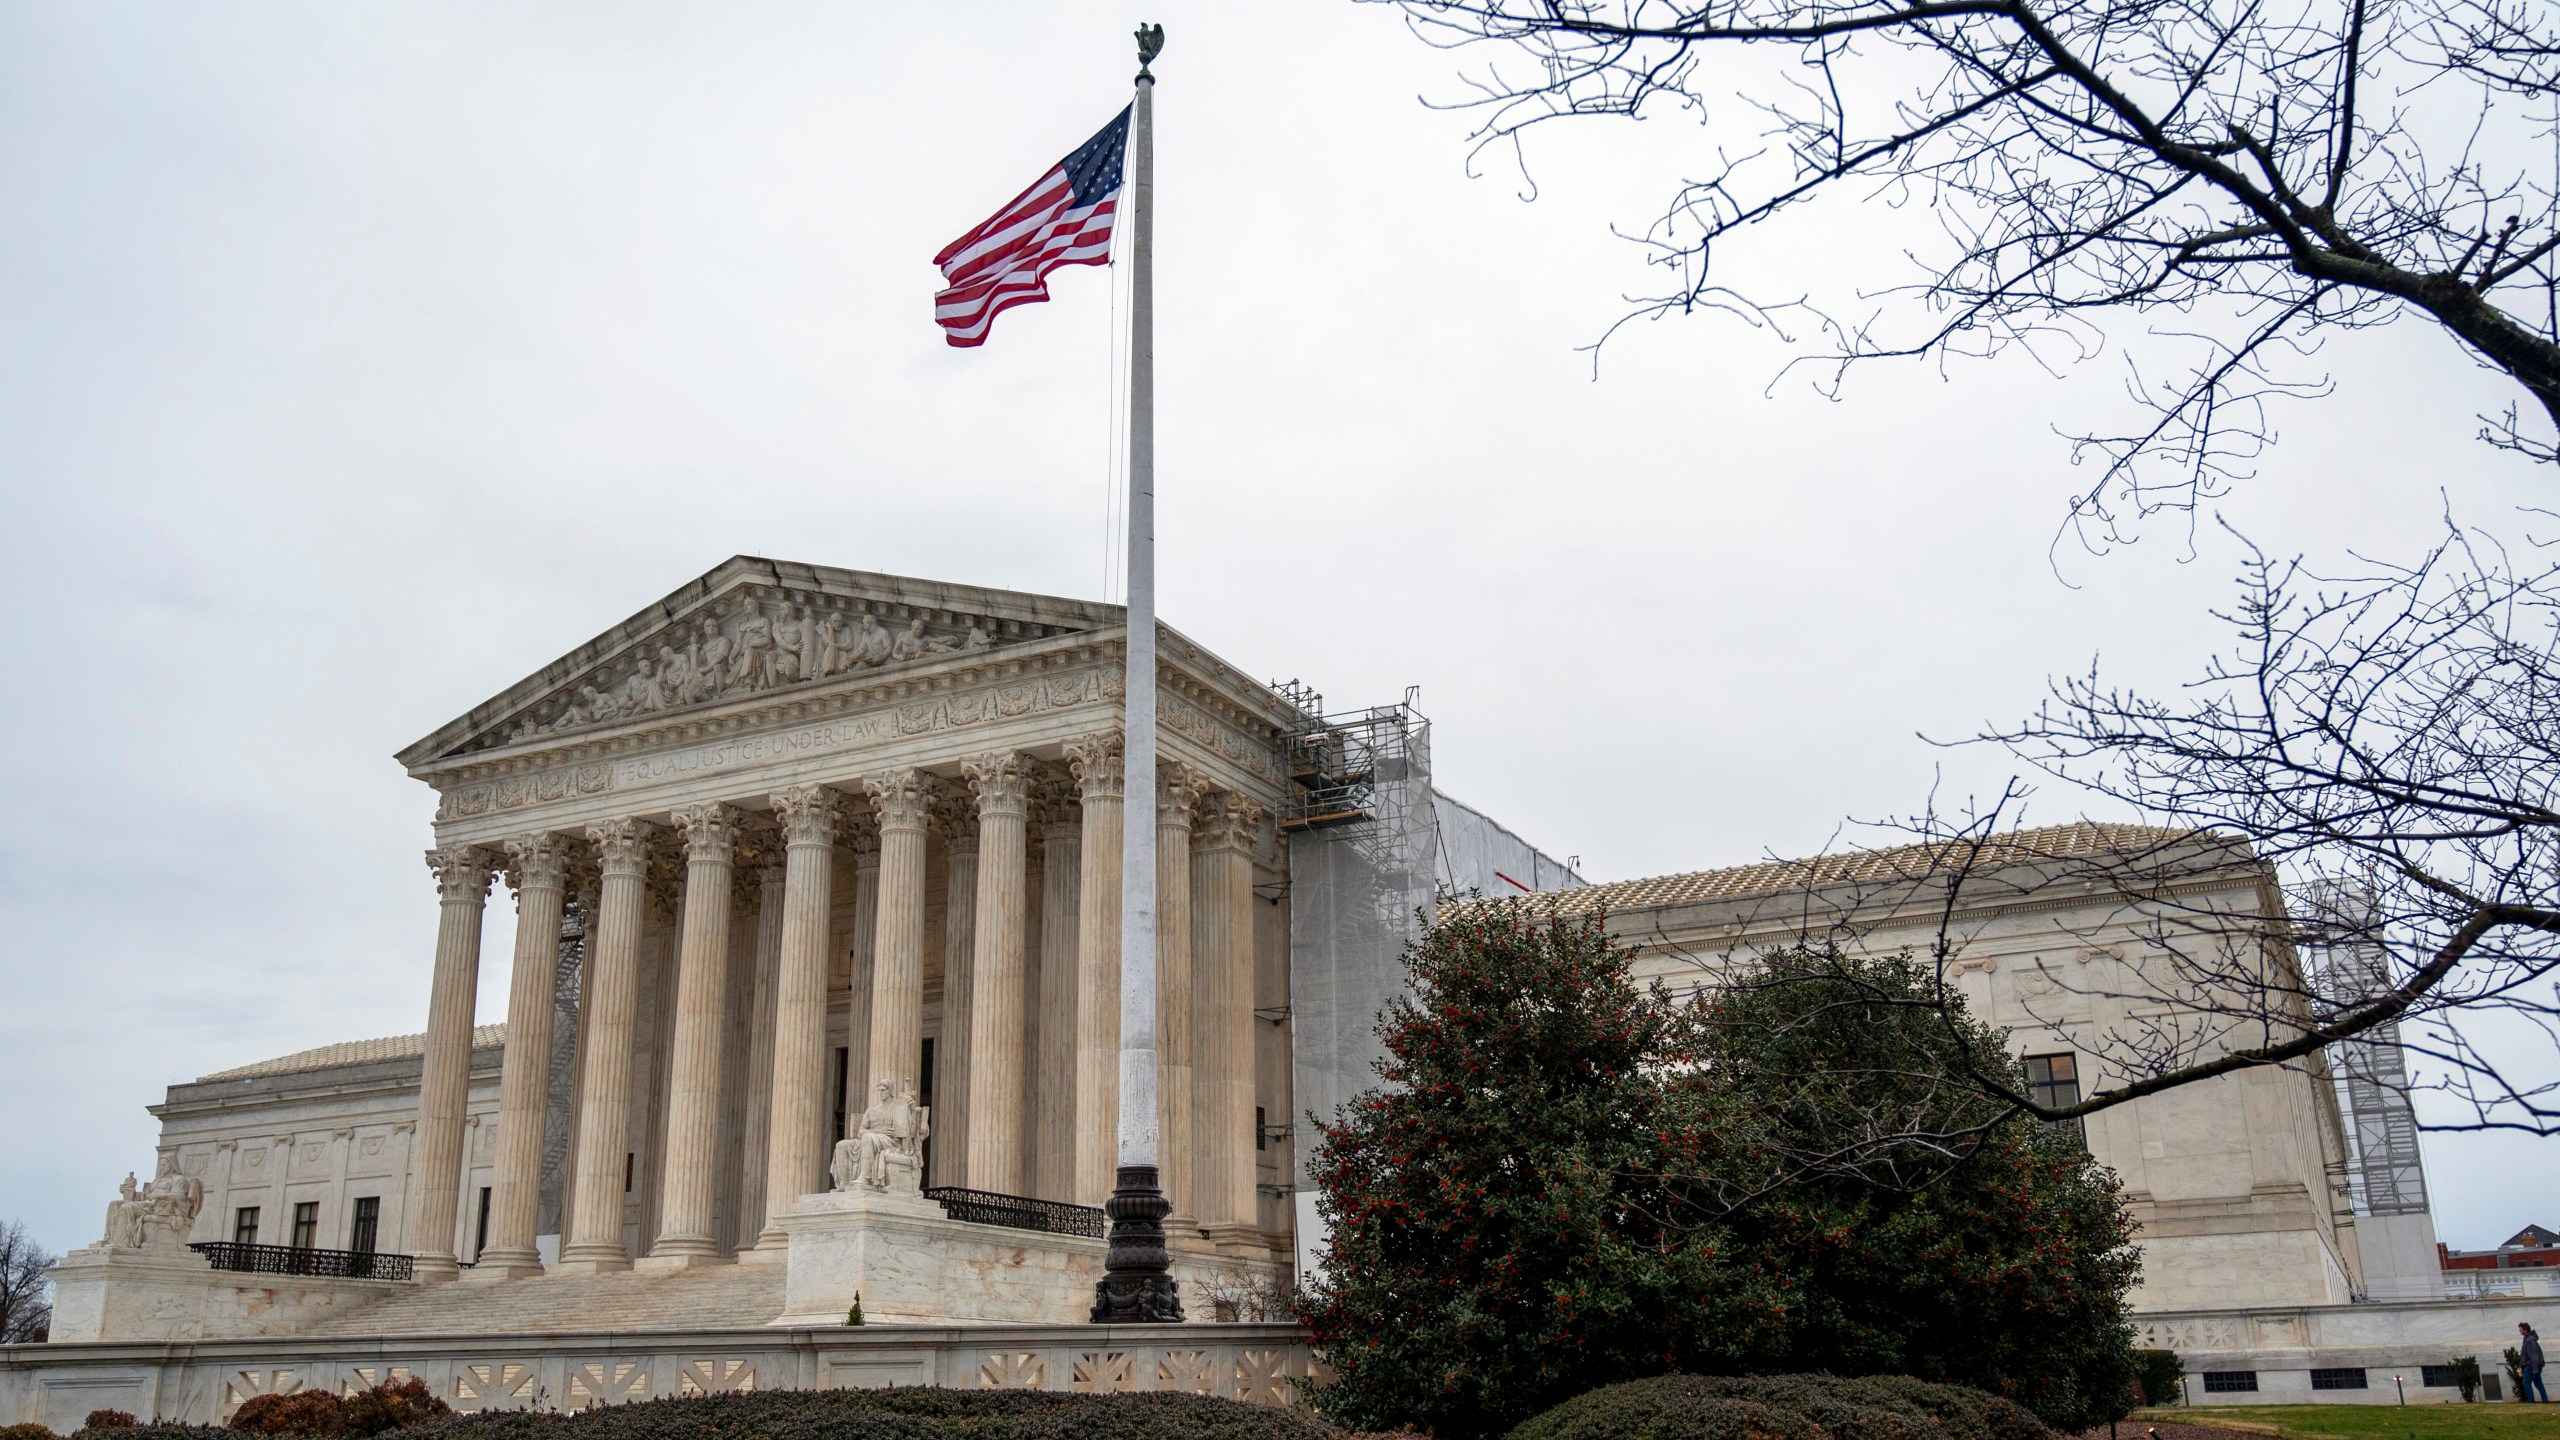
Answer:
top-left (189, 1241), bottom-right (416, 1282)
top-left (922, 1186), bottom-right (1106, 1238)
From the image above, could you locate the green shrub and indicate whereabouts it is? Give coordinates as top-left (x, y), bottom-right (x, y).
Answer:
top-left (2127, 1351), bottom-right (2182, 1407)
top-left (409, 1388), bottom-right (1341, 1440)
top-left (1506, 1375), bottom-right (2050, 1440)
top-left (1300, 918), bottom-right (2140, 1437)
top-left (2451, 1355), bottom-right (2483, 1403)
top-left (229, 1393), bottom-right (344, 1438)
top-left (3, 1423), bottom-right (59, 1440)
top-left (82, 1414), bottom-right (137, 1432)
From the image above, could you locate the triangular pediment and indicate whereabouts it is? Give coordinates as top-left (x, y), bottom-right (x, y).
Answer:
top-left (400, 557), bottom-right (1118, 768)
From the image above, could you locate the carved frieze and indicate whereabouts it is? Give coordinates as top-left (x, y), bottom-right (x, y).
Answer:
top-left (473, 586), bottom-right (1071, 753)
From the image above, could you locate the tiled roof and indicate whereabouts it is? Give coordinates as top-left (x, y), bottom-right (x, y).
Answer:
top-left (198, 1023), bottom-right (507, 1081)
top-left (1476, 821), bottom-right (2214, 921)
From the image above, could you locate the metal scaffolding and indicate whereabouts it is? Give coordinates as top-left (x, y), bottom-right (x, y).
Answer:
top-left (2301, 880), bottom-right (2432, 1219)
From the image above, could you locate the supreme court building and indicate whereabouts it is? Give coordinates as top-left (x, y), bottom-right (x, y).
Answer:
top-left (11, 555), bottom-right (2552, 1425)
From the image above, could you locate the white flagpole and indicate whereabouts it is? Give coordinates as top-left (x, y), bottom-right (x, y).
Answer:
top-left (1119, 48), bottom-right (1160, 1179)
top-left (1095, 21), bottom-right (1180, 1324)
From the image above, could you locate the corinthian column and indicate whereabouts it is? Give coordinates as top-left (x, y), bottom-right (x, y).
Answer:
top-left (1064, 732), bottom-right (1124, 1206)
top-left (644, 802), bottom-right (739, 1267)
top-left (1155, 763), bottom-right (1207, 1231)
top-left (863, 770), bottom-right (935, 1117)
top-left (842, 815), bottom-right (881, 1133)
top-left (480, 832), bottom-right (575, 1276)
top-left (934, 790), bottom-right (980, 1187)
top-left (1032, 776), bottom-right (1082, 1201)
top-left (410, 844), bottom-right (496, 1282)
top-left (734, 854), bottom-right (788, 1250)
top-left (963, 752), bottom-right (1033, 1194)
top-left (755, 784), bottom-right (841, 1250)
top-left (559, 818), bottom-right (651, 1272)
top-left (1194, 793), bottom-right (1267, 1251)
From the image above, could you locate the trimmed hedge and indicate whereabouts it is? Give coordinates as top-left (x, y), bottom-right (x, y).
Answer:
top-left (411, 1389), bottom-right (1340, 1440)
top-left (1506, 1374), bottom-right (2050, 1440)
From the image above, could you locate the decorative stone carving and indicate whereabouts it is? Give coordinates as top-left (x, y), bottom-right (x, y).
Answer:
top-left (930, 788), bottom-right (980, 854)
top-left (101, 1156), bottom-right (202, 1251)
top-left (1031, 765), bottom-right (1081, 837)
top-left (772, 784), bottom-right (842, 847)
top-left (1196, 793), bottom-right (1267, 852)
top-left (864, 770), bottom-right (936, 833)
top-left (962, 752), bottom-right (1033, 818)
top-left (1064, 732), bottom-right (1124, 802)
top-left (587, 817), bottom-right (654, 878)
top-left (1160, 760), bottom-right (1210, 818)
top-left (484, 587), bottom-right (1059, 751)
top-left (829, 1079), bottom-right (932, 1192)
top-left (425, 845), bottom-right (496, 901)
top-left (502, 832), bottom-right (573, 892)
top-left (670, 802), bottom-right (740, 863)
top-left (841, 808), bottom-right (881, 862)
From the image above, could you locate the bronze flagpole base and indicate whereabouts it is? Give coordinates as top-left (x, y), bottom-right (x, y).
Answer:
top-left (1090, 1163), bottom-right (1184, 1323)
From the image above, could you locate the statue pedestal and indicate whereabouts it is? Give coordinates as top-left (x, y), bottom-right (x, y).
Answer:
top-left (46, 1244), bottom-right (407, 1343)
top-left (768, 1186), bottom-right (1106, 1327)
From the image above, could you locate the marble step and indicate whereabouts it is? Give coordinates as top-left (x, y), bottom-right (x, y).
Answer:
top-left (300, 1261), bottom-right (788, 1338)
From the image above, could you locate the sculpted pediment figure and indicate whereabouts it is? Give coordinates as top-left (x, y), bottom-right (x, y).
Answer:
top-left (428, 560), bottom-right (1103, 758)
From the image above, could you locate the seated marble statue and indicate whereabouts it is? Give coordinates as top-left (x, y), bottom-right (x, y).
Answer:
top-left (102, 1158), bottom-right (203, 1251)
top-left (830, 1078), bottom-right (931, 1193)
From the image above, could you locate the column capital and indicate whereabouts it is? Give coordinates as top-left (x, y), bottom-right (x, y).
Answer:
top-left (1160, 760), bottom-right (1209, 824)
top-left (770, 783), bottom-right (845, 848)
top-left (425, 845), bottom-right (498, 901)
top-left (864, 768), bottom-right (936, 832)
top-left (962, 751), bottom-right (1034, 818)
top-left (843, 810), bottom-right (883, 864)
top-left (587, 817), bottom-right (658, 878)
top-left (930, 788), bottom-right (980, 854)
top-left (503, 832), bottom-right (576, 892)
top-left (670, 802), bottom-right (742, 863)
top-left (1195, 792), bottom-right (1267, 853)
top-left (1032, 765), bottom-right (1082, 837)
top-left (1064, 732), bottom-right (1125, 801)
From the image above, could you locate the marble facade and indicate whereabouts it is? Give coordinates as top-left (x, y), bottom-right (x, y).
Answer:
top-left (386, 560), bottom-right (1303, 1291)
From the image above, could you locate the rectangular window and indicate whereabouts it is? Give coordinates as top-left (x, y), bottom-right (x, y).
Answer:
top-left (2310, 1369), bottom-right (2368, 1391)
top-left (474, 1186), bottom-right (492, 1261)
top-left (2024, 1052), bottom-right (2086, 1141)
top-left (232, 1207), bottom-right (260, 1246)
top-left (831, 1046), bottom-right (850, 1148)
top-left (290, 1201), bottom-right (318, 1251)
top-left (918, 1038), bottom-right (936, 1181)
top-left (2201, 1372), bottom-right (2259, 1394)
top-left (2421, 1365), bottom-right (2462, 1388)
top-left (348, 1197), bottom-right (380, 1256)
top-left (624, 1152), bottom-right (636, 1195)
top-left (1256, 1106), bottom-right (1267, 1153)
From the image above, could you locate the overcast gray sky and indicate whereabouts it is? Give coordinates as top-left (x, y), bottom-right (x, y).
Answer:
top-left (1, 1), bottom-right (2548, 1261)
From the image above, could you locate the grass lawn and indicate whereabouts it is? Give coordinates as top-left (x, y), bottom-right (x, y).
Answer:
top-left (2133, 1404), bottom-right (2560, 1440)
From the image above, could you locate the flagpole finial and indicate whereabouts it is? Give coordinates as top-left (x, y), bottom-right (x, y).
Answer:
top-left (1134, 23), bottom-right (1165, 80)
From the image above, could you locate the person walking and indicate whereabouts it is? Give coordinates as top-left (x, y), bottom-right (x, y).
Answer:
top-left (2524, 1323), bottom-right (2550, 1403)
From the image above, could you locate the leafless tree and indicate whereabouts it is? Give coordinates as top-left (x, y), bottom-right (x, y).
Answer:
top-left (1375, 0), bottom-right (2560, 529)
top-left (0, 1219), bottom-right (55, 1345)
top-left (1617, 525), bottom-right (2560, 1143)
top-left (1959, 524), bottom-right (2560, 1134)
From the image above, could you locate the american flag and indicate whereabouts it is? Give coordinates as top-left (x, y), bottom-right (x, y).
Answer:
top-left (934, 107), bottom-right (1132, 348)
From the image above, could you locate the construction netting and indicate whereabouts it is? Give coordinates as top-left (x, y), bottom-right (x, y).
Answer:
top-left (1274, 684), bottom-right (1585, 1284)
